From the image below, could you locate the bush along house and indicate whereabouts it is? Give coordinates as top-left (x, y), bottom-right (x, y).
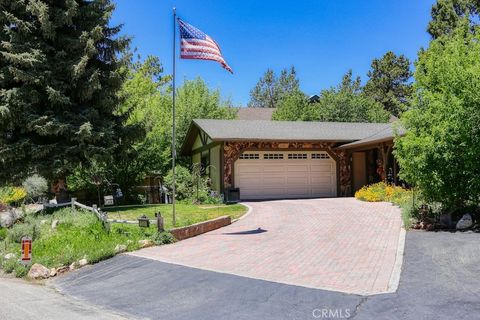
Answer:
top-left (181, 119), bottom-right (404, 201)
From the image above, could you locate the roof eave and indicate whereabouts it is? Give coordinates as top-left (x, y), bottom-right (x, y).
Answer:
top-left (337, 137), bottom-right (395, 150)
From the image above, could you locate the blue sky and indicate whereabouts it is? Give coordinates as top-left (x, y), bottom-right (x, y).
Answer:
top-left (111, 0), bottom-right (435, 106)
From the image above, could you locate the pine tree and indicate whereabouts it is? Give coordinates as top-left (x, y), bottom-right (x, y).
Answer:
top-left (364, 52), bottom-right (413, 117)
top-left (428, 0), bottom-right (480, 39)
top-left (248, 66), bottom-right (300, 108)
top-left (0, 0), bottom-right (134, 199)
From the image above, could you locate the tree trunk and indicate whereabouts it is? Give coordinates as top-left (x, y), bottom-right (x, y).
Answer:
top-left (51, 177), bottom-right (69, 203)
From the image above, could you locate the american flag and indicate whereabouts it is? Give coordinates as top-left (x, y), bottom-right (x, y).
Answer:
top-left (178, 19), bottom-right (233, 74)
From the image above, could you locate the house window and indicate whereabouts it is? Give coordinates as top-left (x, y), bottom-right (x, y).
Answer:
top-left (312, 153), bottom-right (330, 159)
top-left (263, 153), bottom-right (284, 160)
top-left (288, 153), bottom-right (308, 159)
top-left (239, 153), bottom-right (259, 160)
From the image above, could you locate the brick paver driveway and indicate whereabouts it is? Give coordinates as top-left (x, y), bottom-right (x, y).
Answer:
top-left (130, 198), bottom-right (404, 295)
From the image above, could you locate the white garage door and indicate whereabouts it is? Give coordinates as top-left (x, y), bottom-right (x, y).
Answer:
top-left (234, 151), bottom-right (337, 200)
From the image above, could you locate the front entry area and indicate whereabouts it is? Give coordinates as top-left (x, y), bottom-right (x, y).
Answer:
top-left (233, 151), bottom-right (337, 200)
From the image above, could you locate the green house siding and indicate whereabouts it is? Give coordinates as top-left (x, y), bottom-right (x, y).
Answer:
top-left (192, 135), bottom-right (203, 150)
top-left (192, 152), bottom-right (201, 165)
top-left (209, 144), bottom-right (221, 193)
top-left (190, 130), bottom-right (222, 194)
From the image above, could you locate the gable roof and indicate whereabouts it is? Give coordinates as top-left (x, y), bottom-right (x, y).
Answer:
top-left (235, 108), bottom-right (276, 120)
top-left (338, 122), bottom-right (404, 149)
top-left (193, 119), bottom-right (390, 141)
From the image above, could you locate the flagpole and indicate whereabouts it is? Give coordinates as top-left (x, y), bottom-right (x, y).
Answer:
top-left (172, 7), bottom-right (177, 226)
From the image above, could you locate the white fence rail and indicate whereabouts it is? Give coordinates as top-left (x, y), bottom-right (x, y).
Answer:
top-left (43, 198), bottom-right (107, 222)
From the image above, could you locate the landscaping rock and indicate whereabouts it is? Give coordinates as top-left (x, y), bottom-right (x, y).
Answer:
top-left (115, 244), bottom-right (127, 254)
top-left (0, 211), bottom-right (14, 228)
top-left (49, 268), bottom-right (57, 277)
top-left (126, 240), bottom-right (133, 245)
top-left (456, 214), bottom-right (473, 230)
top-left (56, 266), bottom-right (69, 275)
top-left (0, 208), bottom-right (23, 228)
top-left (138, 239), bottom-right (154, 248)
top-left (69, 262), bottom-right (76, 271)
top-left (27, 263), bottom-right (50, 280)
top-left (51, 219), bottom-right (59, 229)
top-left (4, 253), bottom-right (16, 260)
top-left (78, 258), bottom-right (88, 267)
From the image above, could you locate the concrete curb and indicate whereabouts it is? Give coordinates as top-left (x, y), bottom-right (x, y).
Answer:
top-left (386, 225), bottom-right (406, 293)
top-left (231, 203), bottom-right (253, 223)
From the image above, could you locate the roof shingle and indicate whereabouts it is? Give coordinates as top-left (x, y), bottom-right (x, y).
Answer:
top-left (192, 119), bottom-right (391, 142)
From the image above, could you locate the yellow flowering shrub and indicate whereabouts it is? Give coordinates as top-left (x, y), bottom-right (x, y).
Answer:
top-left (355, 182), bottom-right (411, 204)
top-left (0, 187), bottom-right (27, 205)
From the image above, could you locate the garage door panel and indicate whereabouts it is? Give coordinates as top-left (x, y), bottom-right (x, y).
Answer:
top-left (286, 165), bottom-right (309, 172)
top-left (310, 164), bottom-right (334, 172)
top-left (286, 176), bottom-right (309, 185)
top-left (263, 165), bottom-right (286, 173)
top-left (237, 176), bottom-right (262, 184)
top-left (263, 177), bottom-right (287, 186)
top-left (235, 151), bottom-right (336, 200)
top-left (236, 165), bottom-right (262, 174)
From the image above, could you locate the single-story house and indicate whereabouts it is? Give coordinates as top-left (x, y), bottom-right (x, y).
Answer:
top-left (181, 119), bottom-right (403, 200)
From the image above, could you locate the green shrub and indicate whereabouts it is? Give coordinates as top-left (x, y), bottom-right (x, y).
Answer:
top-left (0, 186), bottom-right (27, 206)
top-left (2, 258), bottom-right (17, 273)
top-left (7, 223), bottom-right (40, 243)
top-left (165, 164), bottom-right (218, 204)
top-left (14, 264), bottom-right (28, 278)
top-left (164, 165), bottom-right (194, 201)
top-left (22, 174), bottom-right (48, 200)
top-left (355, 182), bottom-right (411, 204)
top-left (0, 227), bottom-right (7, 241)
top-left (152, 231), bottom-right (176, 245)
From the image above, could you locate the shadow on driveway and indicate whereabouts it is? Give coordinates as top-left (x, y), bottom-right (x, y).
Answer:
top-left (223, 227), bottom-right (268, 235)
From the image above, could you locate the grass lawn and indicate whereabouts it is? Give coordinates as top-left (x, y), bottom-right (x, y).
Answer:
top-left (104, 203), bottom-right (248, 229)
top-left (0, 208), bottom-right (172, 277)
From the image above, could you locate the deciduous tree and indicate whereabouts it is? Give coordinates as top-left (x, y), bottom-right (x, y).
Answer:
top-left (395, 24), bottom-right (480, 210)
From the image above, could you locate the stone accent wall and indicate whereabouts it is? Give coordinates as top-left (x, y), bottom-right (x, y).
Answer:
top-left (170, 215), bottom-right (232, 241)
top-left (223, 141), bottom-right (352, 196)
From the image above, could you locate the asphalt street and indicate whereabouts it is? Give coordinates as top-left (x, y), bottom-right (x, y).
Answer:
top-left (49, 231), bottom-right (480, 320)
top-left (0, 277), bottom-right (131, 320)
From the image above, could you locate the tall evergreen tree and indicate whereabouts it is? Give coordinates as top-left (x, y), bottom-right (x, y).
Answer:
top-left (0, 0), bottom-right (134, 196)
top-left (315, 71), bottom-right (390, 123)
top-left (248, 66), bottom-right (300, 108)
top-left (364, 52), bottom-right (413, 117)
top-left (428, 0), bottom-right (480, 38)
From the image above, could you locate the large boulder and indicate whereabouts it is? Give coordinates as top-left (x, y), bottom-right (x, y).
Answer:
top-left (27, 263), bottom-right (50, 280)
top-left (0, 208), bottom-right (24, 228)
top-left (456, 214), bottom-right (473, 230)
